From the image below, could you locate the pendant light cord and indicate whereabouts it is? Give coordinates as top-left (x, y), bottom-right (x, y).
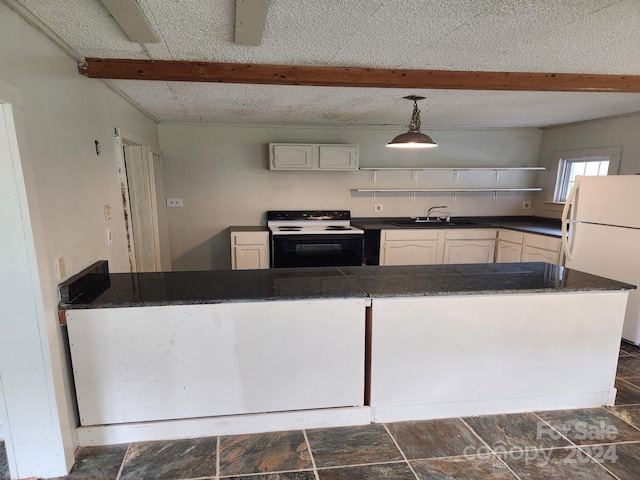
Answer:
top-left (408, 99), bottom-right (421, 133)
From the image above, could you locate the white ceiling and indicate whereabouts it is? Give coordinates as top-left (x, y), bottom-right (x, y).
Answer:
top-left (8, 0), bottom-right (640, 128)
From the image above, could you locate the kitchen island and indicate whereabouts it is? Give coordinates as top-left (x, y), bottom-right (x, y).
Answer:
top-left (59, 261), bottom-right (634, 446)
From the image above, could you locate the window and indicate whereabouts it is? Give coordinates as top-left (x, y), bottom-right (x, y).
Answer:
top-left (555, 157), bottom-right (610, 202)
top-left (546, 146), bottom-right (621, 208)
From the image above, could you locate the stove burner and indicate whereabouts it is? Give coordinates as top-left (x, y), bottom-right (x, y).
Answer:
top-left (325, 225), bottom-right (350, 230)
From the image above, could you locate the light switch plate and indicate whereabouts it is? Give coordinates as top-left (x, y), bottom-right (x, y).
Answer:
top-left (56, 256), bottom-right (67, 279)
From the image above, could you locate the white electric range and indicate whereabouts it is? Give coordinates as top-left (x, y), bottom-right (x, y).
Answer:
top-left (267, 210), bottom-right (364, 268)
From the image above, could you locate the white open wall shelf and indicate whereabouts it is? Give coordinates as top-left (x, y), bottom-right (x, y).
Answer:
top-left (351, 187), bottom-right (543, 202)
top-left (359, 166), bottom-right (546, 182)
top-left (353, 166), bottom-right (545, 202)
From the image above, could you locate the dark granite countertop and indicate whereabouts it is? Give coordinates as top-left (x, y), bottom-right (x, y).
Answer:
top-left (352, 215), bottom-right (561, 237)
top-left (339, 263), bottom-right (632, 297)
top-left (59, 261), bottom-right (634, 310)
top-left (60, 266), bottom-right (367, 308)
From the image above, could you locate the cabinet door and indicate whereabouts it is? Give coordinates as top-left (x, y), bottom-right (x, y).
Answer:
top-left (318, 145), bottom-right (359, 170)
top-left (231, 232), bottom-right (270, 269)
top-left (234, 245), bottom-right (269, 270)
top-left (381, 240), bottom-right (440, 266)
top-left (522, 233), bottom-right (561, 265)
top-left (443, 240), bottom-right (495, 264)
top-left (270, 144), bottom-right (314, 170)
top-left (495, 240), bottom-right (523, 263)
top-left (523, 233), bottom-right (561, 252)
top-left (522, 245), bottom-right (560, 265)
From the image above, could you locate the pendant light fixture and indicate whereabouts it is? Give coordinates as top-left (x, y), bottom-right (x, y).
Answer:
top-left (387, 96), bottom-right (437, 149)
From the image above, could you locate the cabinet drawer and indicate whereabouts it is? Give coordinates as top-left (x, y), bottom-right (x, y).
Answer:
top-left (383, 229), bottom-right (441, 241)
top-left (523, 233), bottom-right (561, 252)
top-left (445, 228), bottom-right (496, 240)
top-left (232, 232), bottom-right (269, 246)
top-left (498, 229), bottom-right (525, 244)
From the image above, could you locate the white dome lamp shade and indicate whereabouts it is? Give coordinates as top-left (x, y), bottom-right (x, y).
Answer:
top-left (387, 96), bottom-right (438, 149)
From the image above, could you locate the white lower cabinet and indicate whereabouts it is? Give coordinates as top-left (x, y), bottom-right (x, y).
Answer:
top-left (522, 232), bottom-right (562, 265)
top-left (380, 229), bottom-right (443, 266)
top-left (496, 229), bottom-right (525, 263)
top-left (496, 241), bottom-right (523, 262)
top-left (494, 230), bottom-right (562, 265)
top-left (522, 245), bottom-right (560, 264)
top-left (380, 228), bottom-right (497, 266)
top-left (442, 229), bottom-right (496, 264)
top-left (495, 229), bottom-right (561, 265)
top-left (231, 231), bottom-right (269, 270)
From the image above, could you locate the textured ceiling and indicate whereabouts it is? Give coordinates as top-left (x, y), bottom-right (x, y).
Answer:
top-left (7, 0), bottom-right (640, 128)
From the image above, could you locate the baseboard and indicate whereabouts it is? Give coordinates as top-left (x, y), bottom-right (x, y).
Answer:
top-left (371, 391), bottom-right (613, 423)
top-left (77, 406), bottom-right (372, 446)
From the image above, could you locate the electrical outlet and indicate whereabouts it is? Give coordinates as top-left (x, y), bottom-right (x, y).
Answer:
top-left (105, 228), bottom-right (112, 245)
top-left (374, 204), bottom-right (383, 212)
top-left (56, 256), bottom-right (67, 279)
top-left (167, 198), bottom-right (183, 207)
top-left (522, 201), bottom-right (532, 209)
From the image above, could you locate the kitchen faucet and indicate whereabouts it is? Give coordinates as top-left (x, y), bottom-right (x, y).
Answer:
top-left (427, 205), bottom-right (448, 221)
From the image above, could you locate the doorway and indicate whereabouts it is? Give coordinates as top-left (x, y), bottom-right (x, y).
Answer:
top-left (116, 129), bottom-right (169, 272)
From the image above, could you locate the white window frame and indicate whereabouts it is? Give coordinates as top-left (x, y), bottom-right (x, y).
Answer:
top-left (555, 157), bottom-right (611, 203)
top-left (548, 146), bottom-right (622, 205)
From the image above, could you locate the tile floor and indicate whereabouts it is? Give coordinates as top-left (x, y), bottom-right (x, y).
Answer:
top-left (3, 342), bottom-right (640, 479)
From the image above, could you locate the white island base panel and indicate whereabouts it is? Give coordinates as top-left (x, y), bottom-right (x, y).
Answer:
top-left (370, 291), bottom-right (629, 423)
top-left (66, 298), bottom-right (367, 444)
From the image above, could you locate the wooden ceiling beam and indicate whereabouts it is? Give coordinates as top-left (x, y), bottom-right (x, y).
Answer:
top-left (78, 58), bottom-right (640, 93)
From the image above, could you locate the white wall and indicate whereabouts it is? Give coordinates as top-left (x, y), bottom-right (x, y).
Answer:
top-left (158, 124), bottom-right (542, 270)
top-left (0, 4), bottom-right (158, 477)
top-left (534, 112), bottom-right (640, 218)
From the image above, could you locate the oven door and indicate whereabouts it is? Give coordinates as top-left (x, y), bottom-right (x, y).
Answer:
top-left (271, 234), bottom-right (363, 268)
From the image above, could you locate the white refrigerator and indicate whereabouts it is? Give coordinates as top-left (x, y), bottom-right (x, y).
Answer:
top-left (562, 175), bottom-right (640, 344)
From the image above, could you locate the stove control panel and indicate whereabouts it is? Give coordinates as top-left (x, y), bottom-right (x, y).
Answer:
top-left (267, 210), bottom-right (351, 221)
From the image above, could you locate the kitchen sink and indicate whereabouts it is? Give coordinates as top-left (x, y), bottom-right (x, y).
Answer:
top-left (386, 218), bottom-right (482, 228)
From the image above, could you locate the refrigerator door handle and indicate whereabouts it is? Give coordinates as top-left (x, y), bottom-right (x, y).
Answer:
top-left (561, 178), bottom-right (581, 261)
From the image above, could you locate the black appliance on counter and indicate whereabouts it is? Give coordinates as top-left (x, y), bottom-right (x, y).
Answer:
top-left (267, 210), bottom-right (364, 268)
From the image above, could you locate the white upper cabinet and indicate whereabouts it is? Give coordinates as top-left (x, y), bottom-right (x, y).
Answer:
top-left (318, 145), bottom-right (359, 170)
top-left (270, 144), bottom-right (314, 170)
top-left (269, 143), bottom-right (359, 170)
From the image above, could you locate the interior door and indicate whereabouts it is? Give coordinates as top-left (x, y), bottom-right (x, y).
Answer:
top-left (150, 153), bottom-right (171, 271)
top-left (123, 145), bottom-right (159, 272)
